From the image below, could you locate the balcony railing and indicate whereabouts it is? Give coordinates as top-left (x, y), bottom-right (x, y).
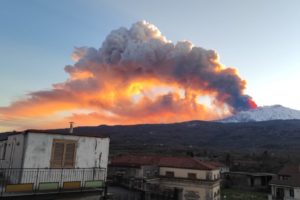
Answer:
top-left (159, 175), bottom-right (220, 186)
top-left (0, 168), bottom-right (106, 197)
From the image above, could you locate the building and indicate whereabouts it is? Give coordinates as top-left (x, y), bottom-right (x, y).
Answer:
top-left (269, 164), bottom-right (300, 200)
top-left (223, 171), bottom-right (275, 191)
top-left (0, 129), bottom-right (110, 197)
top-left (109, 154), bottom-right (160, 190)
top-left (109, 154), bottom-right (221, 200)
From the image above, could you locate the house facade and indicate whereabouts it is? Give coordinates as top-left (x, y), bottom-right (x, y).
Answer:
top-left (109, 154), bottom-right (221, 200)
top-left (223, 171), bottom-right (275, 191)
top-left (0, 130), bottom-right (109, 196)
top-left (269, 165), bottom-right (300, 200)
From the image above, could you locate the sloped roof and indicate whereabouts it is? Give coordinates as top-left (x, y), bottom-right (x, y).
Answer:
top-left (158, 156), bottom-right (217, 170)
top-left (278, 164), bottom-right (300, 176)
top-left (270, 164), bottom-right (300, 187)
top-left (270, 174), bottom-right (300, 187)
top-left (110, 154), bottom-right (217, 170)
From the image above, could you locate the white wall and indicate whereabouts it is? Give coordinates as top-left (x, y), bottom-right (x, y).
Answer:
top-left (295, 187), bottom-right (300, 199)
top-left (159, 167), bottom-right (220, 200)
top-left (22, 132), bottom-right (110, 169)
top-left (0, 134), bottom-right (25, 169)
top-left (271, 185), bottom-right (300, 200)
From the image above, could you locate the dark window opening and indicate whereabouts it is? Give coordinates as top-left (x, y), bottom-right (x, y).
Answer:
top-left (165, 171), bottom-right (174, 177)
top-left (188, 173), bottom-right (197, 179)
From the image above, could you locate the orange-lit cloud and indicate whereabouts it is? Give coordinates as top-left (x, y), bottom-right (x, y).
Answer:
top-left (0, 21), bottom-right (256, 131)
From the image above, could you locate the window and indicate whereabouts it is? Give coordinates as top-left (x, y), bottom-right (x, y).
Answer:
top-left (290, 188), bottom-right (294, 197)
top-left (165, 171), bottom-right (174, 177)
top-left (188, 173), bottom-right (197, 179)
top-left (50, 139), bottom-right (77, 168)
top-left (206, 172), bottom-right (212, 180)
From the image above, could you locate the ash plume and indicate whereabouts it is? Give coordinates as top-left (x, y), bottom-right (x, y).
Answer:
top-left (0, 21), bottom-right (256, 130)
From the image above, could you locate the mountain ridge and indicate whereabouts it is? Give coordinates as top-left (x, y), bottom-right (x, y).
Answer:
top-left (221, 105), bottom-right (300, 123)
top-left (44, 119), bottom-right (300, 153)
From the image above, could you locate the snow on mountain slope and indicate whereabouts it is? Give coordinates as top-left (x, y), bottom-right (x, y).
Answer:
top-left (221, 105), bottom-right (300, 122)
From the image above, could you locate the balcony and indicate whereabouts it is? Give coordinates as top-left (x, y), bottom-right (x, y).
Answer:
top-left (0, 168), bottom-right (106, 197)
top-left (159, 175), bottom-right (220, 186)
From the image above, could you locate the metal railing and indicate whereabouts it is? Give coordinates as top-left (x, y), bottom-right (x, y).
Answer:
top-left (0, 168), bottom-right (106, 197)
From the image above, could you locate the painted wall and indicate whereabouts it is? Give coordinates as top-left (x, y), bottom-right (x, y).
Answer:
top-left (271, 185), bottom-right (300, 199)
top-left (22, 132), bottom-right (109, 169)
top-left (160, 167), bottom-right (220, 181)
top-left (212, 184), bottom-right (221, 200)
top-left (295, 188), bottom-right (300, 199)
top-left (0, 134), bottom-right (25, 169)
top-left (158, 167), bottom-right (220, 200)
top-left (159, 178), bottom-right (220, 200)
top-left (283, 187), bottom-right (300, 199)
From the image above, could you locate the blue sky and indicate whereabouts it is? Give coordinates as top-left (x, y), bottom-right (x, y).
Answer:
top-left (1, 0), bottom-right (300, 110)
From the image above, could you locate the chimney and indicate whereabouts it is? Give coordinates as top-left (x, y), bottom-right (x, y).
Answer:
top-left (69, 122), bottom-right (74, 134)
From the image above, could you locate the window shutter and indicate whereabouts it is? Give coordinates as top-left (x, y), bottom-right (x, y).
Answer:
top-left (51, 142), bottom-right (64, 168)
top-left (64, 143), bottom-right (76, 168)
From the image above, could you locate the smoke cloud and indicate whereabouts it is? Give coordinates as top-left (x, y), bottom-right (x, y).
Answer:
top-left (0, 21), bottom-right (256, 130)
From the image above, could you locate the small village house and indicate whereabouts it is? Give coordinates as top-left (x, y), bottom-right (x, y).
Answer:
top-left (109, 154), bottom-right (221, 200)
top-left (0, 129), bottom-right (109, 197)
top-left (269, 164), bottom-right (300, 200)
top-left (223, 171), bottom-right (275, 191)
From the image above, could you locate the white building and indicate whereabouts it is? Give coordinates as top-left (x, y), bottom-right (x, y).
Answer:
top-left (269, 165), bottom-right (300, 200)
top-left (0, 130), bottom-right (109, 196)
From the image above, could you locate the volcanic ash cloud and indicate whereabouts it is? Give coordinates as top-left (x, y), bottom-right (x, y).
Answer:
top-left (0, 21), bottom-right (256, 130)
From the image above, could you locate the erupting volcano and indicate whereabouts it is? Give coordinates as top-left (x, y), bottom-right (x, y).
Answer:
top-left (0, 21), bottom-right (256, 130)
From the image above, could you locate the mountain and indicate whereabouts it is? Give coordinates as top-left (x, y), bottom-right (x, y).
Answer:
top-left (47, 120), bottom-right (300, 153)
top-left (2, 119), bottom-right (300, 154)
top-left (221, 105), bottom-right (300, 123)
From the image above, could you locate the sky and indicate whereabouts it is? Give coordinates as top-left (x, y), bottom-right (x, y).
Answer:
top-left (0, 0), bottom-right (300, 131)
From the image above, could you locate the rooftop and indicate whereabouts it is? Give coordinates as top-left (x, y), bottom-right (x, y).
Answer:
top-left (270, 164), bottom-right (300, 187)
top-left (270, 174), bottom-right (300, 187)
top-left (278, 164), bottom-right (300, 176)
top-left (0, 129), bottom-right (109, 141)
top-left (110, 154), bottom-right (217, 170)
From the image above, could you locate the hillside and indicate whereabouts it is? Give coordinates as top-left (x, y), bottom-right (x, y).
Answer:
top-left (2, 120), bottom-right (300, 154)
top-left (46, 120), bottom-right (300, 153)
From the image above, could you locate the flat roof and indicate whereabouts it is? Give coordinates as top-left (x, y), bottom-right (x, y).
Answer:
top-left (0, 129), bottom-right (109, 141)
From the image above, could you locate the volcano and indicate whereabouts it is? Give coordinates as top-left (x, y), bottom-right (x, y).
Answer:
top-left (221, 105), bottom-right (300, 123)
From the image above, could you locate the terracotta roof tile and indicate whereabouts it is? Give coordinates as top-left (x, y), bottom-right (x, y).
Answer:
top-left (270, 174), bottom-right (300, 187)
top-left (278, 164), bottom-right (300, 176)
top-left (110, 154), bottom-right (217, 170)
top-left (110, 155), bottom-right (161, 168)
